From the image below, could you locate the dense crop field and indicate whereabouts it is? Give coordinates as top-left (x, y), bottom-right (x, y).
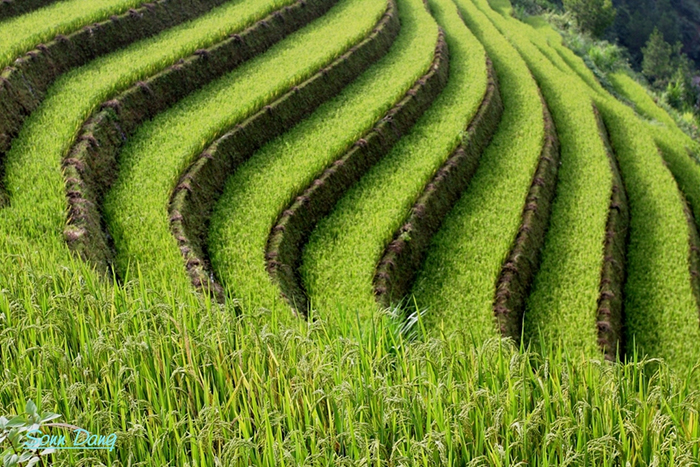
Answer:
top-left (1, 0), bottom-right (700, 464)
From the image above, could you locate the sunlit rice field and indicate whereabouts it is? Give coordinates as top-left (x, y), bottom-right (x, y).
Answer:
top-left (1, 0), bottom-right (699, 464)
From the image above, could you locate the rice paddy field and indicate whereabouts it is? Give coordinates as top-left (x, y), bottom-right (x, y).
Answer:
top-left (1, 0), bottom-right (700, 465)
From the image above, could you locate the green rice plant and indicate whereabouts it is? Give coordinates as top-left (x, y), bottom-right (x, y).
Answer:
top-left (0, 0), bottom-right (61, 22)
top-left (103, 0), bottom-right (386, 290)
top-left (409, 0), bottom-right (544, 342)
top-left (1, 275), bottom-right (699, 464)
top-left (0, 0), bottom-right (297, 283)
top-left (474, 0), bottom-right (611, 357)
top-left (0, 0), bottom-right (148, 68)
top-left (300, 0), bottom-right (487, 328)
top-left (207, 0), bottom-right (438, 314)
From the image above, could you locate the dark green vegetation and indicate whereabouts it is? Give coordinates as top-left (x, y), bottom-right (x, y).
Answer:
top-left (612, 0), bottom-right (700, 67)
top-left (1, 0), bottom-right (700, 464)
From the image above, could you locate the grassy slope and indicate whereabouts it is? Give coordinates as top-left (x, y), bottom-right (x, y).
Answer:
top-left (104, 0), bottom-right (386, 290)
top-left (409, 0), bottom-right (544, 342)
top-left (477, 0), bottom-right (609, 356)
top-left (0, 0), bottom-right (147, 68)
top-left (207, 0), bottom-right (437, 315)
top-left (301, 0), bottom-right (487, 329)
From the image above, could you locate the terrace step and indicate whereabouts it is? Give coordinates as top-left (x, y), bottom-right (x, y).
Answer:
top-left (475, 0), bottom-right (613, 355)
top-left (592, 105), bottom-right (629, 361)
top-left (406, 0), bottom-right (547, 341)
top-left (169, 0), bottom-right (400, 298)
top-left (492, 92), bottom-right (559, 343)
top-left (0, 0), bottom-right (233, 186)
top-left (266, 29), bottom-right (450, 315)
top-left (595, 97), bottom-right (700, 371)
top-left (298, 0), bottom-right (490, 324)
top-left (681, 187), bottom-right (700, 326)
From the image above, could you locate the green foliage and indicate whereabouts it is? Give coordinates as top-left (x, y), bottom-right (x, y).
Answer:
top-left (0, 401), bottom-right (61, 467)
top-left (561, 0), bottom-right (615, 37)
top-left (586, 41), bottom-right (625, 72)
top-left (664, 56), bottom-right (698, 113)
top-left (510, 0), bottom-right (558, 19)
top-left (612, 0), bottom-right (698, 67)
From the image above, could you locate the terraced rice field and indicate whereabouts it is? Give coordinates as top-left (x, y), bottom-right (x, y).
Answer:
top-left (1, 0), bottom-right (700, 464)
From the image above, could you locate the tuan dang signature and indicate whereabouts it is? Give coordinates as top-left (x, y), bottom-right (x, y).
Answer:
top-left (1, 400), bottom-right (118, 465)
top-left (23, 428), bottom-right (117, 452)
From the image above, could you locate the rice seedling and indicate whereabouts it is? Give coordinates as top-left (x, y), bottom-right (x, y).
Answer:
top-left (409, 0), bottom-right (545, 342)
top-left (300, 0), bottom-right (487, 329)
top-left (207, 0), bottom-right (438, 316)
top-left (103, 0), bottom-right (386, 290)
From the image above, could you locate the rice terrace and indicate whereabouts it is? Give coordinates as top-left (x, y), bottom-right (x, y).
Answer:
top-left (1, 0), bottom-right (700, 464)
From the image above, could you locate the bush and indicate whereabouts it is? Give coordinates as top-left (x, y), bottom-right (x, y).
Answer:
top-left (587, 41), bottom-right (626, 72)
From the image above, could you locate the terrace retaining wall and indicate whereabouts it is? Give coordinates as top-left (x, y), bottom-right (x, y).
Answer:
top-left (491, 92), bottom-right (560, 342)
top-left (591, 106), bottom-right (629, 360)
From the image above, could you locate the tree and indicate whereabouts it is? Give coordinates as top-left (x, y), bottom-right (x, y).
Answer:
top-left (562, 0), bottom-right (616, 37)
top-left (665, 54), bottom-right (697, 111)
top-left (642, 28), bottom-right (674, 88)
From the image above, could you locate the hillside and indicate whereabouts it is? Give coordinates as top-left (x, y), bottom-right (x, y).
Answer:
top-left (0, 0), bottom-right (699, 464)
